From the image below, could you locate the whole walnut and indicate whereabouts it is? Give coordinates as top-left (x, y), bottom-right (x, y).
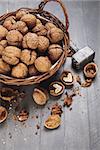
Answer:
top-left (21, 14), bottom-right (36, 28)
top-left (47, 27), bottom-right (64, 43)
top-left (16, 10), bottom-right (28, 20)
top-left (45, 22), bottom-right (56, 30)
top-left (11, 21), bottom-right (28, 34)
top-left (3, 16), bottom-right (16, 30)
top-left (29, 65), bottom-right (39, 76)
top-left (36, 19), bottom-right (42, 25)
top-left (11, 63), bottom-right (28, 78)
top-left (38, 36), bottom-right (49, 53)
top-left (22, 32), bottom-right (38, 49)
top-left (0, 58), bottom-right (11, 74)
top-left (48, 44), bottom-right (63, 62)
top-left (35, 56), bottom-right (52, 73)
top-left (6, 30), bottom-right (23, 46)
top-left (32, 24), bottom-right (47, 36)
top-left (2, 46), bottom-right (21, 65)
top-left (0, 45), bottom-right (4, 56)
top-left (0, 25), bottom-right (8, 40)
top-left (20, 49), bottom-right (37, 65)
top-left (0, 40), bottom-right (7, 48)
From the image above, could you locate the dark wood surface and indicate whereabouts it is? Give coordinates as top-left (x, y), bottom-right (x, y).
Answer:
top-left (0, 1), bottom-right (100, 150)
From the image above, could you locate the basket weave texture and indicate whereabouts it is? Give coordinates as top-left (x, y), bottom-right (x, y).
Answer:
top-left (0, 0), bottom-right (70, 85)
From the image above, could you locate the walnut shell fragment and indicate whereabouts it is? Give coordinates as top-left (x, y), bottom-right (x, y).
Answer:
top-left (44, 115), bottom-right (61, 129)
top-left (0, 87), bottom-right (18, 102)
top-left (33, 88), bottom-right (48, 105)
top-left (0, 106), bottom-right (8, 123)
top-left (17, 109), bottom-right (29, 122)
top-left (49, 81), bottom-right (65, 96)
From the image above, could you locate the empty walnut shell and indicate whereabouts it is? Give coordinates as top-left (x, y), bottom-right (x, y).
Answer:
top-left (44, 115), bottom-right (61, 129)
top-left (11, 63), bottom-right (28, 78)
top-left (0, 106), bottom-right (8, 124)
top-left (60, 71), bottom-right (74, 86)
top-left (22, 32), bottom-right (38, 49)
top-left (0, 87), bottom-right (18, 102)
top-left (21, 49), bottom-right (37, 65)
top-left (45, 22), bottom-right (56, 31)
top-left (0, 58), bottom-right (11, 74)
top-left (84, 63), bottom-right (98, 79)
top-left (11, 21), bottom-right (28, 34)
top-left (48, 44), bottom-right (63, 62)
top-left (0, 25), bottom-right (8, 40)
top-left (0, 40), bottom-right (7, 48)
top-left (33, 88), bottom-right (48, 105)
top-left (2, 46), bottom-right (21, 65)
top-left (21, 14), bottom-right (36, 28)
top-left (35, 56), bottom-right (52, 73)
top-left (3, 16), bottom-right (16, 30)
top-left (49, 81), bottom-right (65, 96)
top-left (32, 24), bottom-right (47, 36)
top-left (29, 65), bottom-right (39, 76)
top-left (6, 30), bottom-right (23, 46)
top-left (47, 27), bottom-right (64, 43)
top-left (0, 45), bottom-right (4, 56)
top-left (16, 10), bottom-right (28, 20)
top-left (38, 36), bottom-right (49, 53)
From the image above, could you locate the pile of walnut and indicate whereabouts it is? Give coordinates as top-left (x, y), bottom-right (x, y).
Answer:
top-left (0, 10), bottom-right (64, 78)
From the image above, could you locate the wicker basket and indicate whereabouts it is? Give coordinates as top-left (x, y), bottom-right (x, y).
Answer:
top-left (0, 0), bottom-right (70, 86)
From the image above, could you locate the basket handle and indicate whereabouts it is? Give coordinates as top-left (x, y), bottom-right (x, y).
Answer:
top-left (38, 0), bottom-right (69, 31)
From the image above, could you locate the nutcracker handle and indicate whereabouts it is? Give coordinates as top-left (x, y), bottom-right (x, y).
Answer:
top-left (38, 0), bottom-right (69, 31)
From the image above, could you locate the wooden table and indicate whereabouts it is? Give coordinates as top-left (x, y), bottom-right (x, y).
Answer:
top-left (0, 1), bottom-right (100, 150)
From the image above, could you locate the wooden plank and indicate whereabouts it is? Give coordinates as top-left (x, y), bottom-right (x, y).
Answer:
top-left (82, 2), bottom-right (100, 150)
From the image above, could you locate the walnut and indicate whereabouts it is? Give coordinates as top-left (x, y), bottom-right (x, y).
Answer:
top-left (2, 46), bottom-right (21, 65)
top-left (35, 56), bottom-right (52, 73)
top-left (36, 19), bottom-right (42, 25)
top-left (45, 22), bottom-right (56, 30)
top-left (11, 21), bottom-right (28, 34)
top-left (6, 30), bottom-right (23, 46)
top-left (22, 32), bottom-right (38, 49)
top-left (32, 24), bottom-right (47, 36)
top-left (47, 27), bottom-right (64, 43)
top-left (33, 88), bottom-right (48, 105)
top-left (0, 106), bottom-right (8, 123)
top-left (0, 45), bottom-right (4, 56)
top-left (0, 40), bottom-right (7, 48)
top-left (11, 63), bottom-right (28, 78)
top-left (0, 25), bottom-right (8, 40)
top-left (29, 65), bottom-right (39, 76)
top-left (44, 115), bottom-right (61, 129)
top-left (16, 10), bottom-right (28, 20)
top-left (48, 44), bottom-right (63, 62)
top-left (38, 36), bottom-right (49, 53)
top-left (20, 49), bottom-right (37, 65)
top-left (3, 16), bottom-right (16, 30)
top-left (21, 14), bottom-right (36, 28)
top-left (0, 58), bottom-right (11, 74)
